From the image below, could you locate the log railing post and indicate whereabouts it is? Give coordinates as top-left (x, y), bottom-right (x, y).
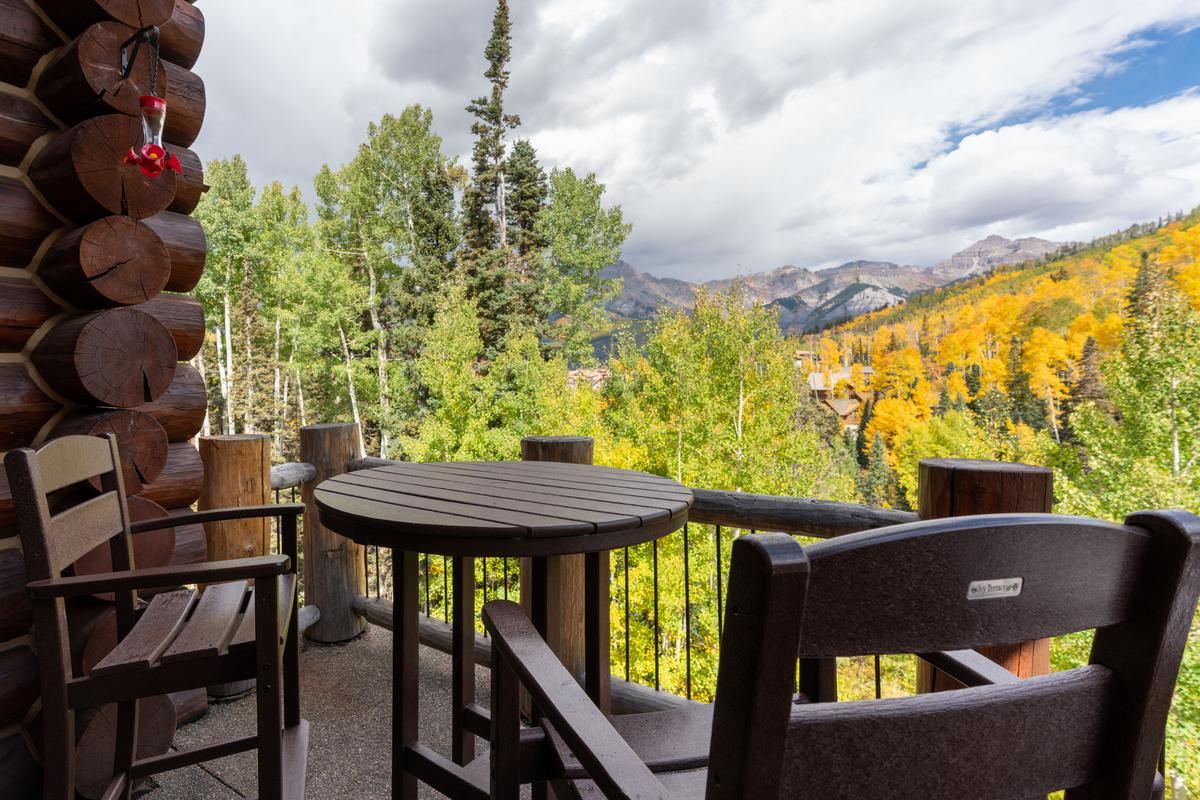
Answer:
top-left (198, 435), bottom-right (271, 560)
top-left (915, 458), bottom-right (1054, 692)
top-left (519, 436), bottom-right (611, 709)
top-left (301, 423), bottom-right (367, 643)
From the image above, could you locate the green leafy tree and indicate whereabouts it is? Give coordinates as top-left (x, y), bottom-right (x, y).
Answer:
top-left (535, 168), bottom-right (631, 365)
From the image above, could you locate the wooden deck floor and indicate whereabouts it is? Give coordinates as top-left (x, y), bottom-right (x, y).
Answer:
top-left (143, 625), bottom-right (492, 799)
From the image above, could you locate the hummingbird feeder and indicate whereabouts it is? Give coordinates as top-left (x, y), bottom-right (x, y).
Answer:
top-left (118, 27), bottom-right (183, 179)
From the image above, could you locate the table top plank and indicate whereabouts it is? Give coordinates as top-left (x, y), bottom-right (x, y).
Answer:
top-left (315, 462), bottom-right (692, 553)
top-left (320, 478), bottom-right (595, 536)
top-left (407, 462), bottom-right (693, 504)
top-left (369, 464), bottom-right (679, 519)
top-left (341, 470), bottom-right (669, 531)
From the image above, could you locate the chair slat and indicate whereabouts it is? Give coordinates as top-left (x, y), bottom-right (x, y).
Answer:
top-left (161, 581), bottom-right (250, 663)
top-left (799, 515), bottom-right (1151, 656)
top-left (90, 590), bottom-right (197, 676)
top-left (781, 666), bottom-right (1116, 799)
top-left (35, 435), bottom-right (120, 495)
top-left (229, 574), bottom-right (297, 651)
top-left (45, 491), bottom-right (125, 575)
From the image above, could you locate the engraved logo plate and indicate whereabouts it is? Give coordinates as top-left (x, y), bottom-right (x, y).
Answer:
top-left (967, 578), bottom-right (1023, 600)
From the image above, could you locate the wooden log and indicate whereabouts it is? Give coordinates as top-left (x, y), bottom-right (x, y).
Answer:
top-left (36, 216), bottom-right (171, 309)
top-left (0, 278), bottom-right (57, 352)
top-left (142, 210), bottom-right (206, 293)
top-left (33, 0), bottom-right (175, 38)
top-left (138, 292), bottom-right (204, 360)
top-left (161, 60), bottom-right (204, 147)
top-left (75, 695), bottom-right (174, 800)
top-left (0, 0), bottom-right (59, 88)
top-left (159, 0), bottom-right (204, 69)
top-left (31, 307), bottom-right (178, 407)
top-left (168, 505), bottom-right (206, 563)
top-left (690, 488), bottom-right (918, 537)
top-left (0, 645), bottom-right (37, 727)
top-left (197, 434), bottom-right (270, 561)
top-left (135, 441), bottom-right (202, 508)
top-left (35, 21), bottom-right (166, 124)
top-left (0, 731), bottom-right (39, 800)
top-left (301, 423), bottom-right (367, 643)
top-left (48, 409), bottom-right (168, 493)
top-left (141, 363), bottom-right (206, 442)
top-left (166, 143), bottom-right (205, 213)
top-left (915, 458), bottom-right (1055, 692)
top-left (168, 687), bottom-right (207, 726)
top-left (271, 461), bottom-right (317, 491)
top-left (67, 597), bottom-right (116, 674)
top-left (0, 362), bottom-right (59, 450)
top-left (74, 495), bottom-right (177, 602)
top-left (29, 114), bottom-right (178, 222)
top-left (0, 547), bottom-right (33, 640)
top-left (0, 175), bottom-right (60, 268)
top-left (0, 92), bottom-right (55, 168)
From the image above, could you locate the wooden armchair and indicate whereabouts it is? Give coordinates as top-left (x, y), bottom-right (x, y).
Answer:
top-left (483, 510), bottom-right (1200, 800)
top-left (5, 434), bottom-right (309, 800)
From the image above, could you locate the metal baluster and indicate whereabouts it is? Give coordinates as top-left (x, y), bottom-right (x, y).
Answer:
top-left (653, 539), bottom-right (660, 692)
top-left (875, 655), bottom-right (883, 700)
top-left (683, 524), bottom-right (692, 700)
top-left (363, 547), bottom-right (369, 598)
top-left (715, 525), bottom-right (724, 634)
top-left (374, 546), bottom-right (381, 598)
top-left (503, 557), bottom-right (510, 600)
top-left (481, 558), bottom-right (489, 639)
top-left (443, 556), bottom-right (449, 623)
top-left (424, 554), bottom-right (431, 615)
top-left (624, 546), bottom-right (631, 682)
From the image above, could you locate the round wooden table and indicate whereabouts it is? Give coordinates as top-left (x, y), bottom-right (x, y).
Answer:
top-left (315, 461), bottom-right (692, 800)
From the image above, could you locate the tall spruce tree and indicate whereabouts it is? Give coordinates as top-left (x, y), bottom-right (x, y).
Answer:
top-left (1004, 338), bottom-right (1045, 429)
top-left (507, 139), bottom-right (548, 261)
top-left (461, 0), bottom-right (524, 352)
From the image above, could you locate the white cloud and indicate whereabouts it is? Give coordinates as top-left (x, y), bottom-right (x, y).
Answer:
top-left (192, 0), bottom-right (1200, 280)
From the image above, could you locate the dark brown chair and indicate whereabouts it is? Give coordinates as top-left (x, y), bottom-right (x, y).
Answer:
top-left (5, 434), bottom-right (310, 800)
top-left (482, 510), bottom-right (1200, 800)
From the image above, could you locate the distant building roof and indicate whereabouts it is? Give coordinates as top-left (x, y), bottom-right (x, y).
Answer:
top-left (567, 367), bottom-right (611, 390)
top-left (824, 398), bottom-right (862, 418)
top-left (807, 366), bottom-right (875, 392)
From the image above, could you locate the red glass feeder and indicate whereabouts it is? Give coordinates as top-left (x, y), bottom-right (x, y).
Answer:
top-left (124, 95), bottom-right (183, 179)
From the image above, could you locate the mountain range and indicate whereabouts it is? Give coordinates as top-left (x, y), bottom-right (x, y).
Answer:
top-left (601, 234), bottom-right (1063, 335)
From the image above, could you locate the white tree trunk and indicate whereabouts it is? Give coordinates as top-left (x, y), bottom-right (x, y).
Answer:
top-left (195, 351), bottom-right (211, 438)
top-left (295, 368), bottom-right (308, 427)
top-left (222, 292), bottom-right (235, 434)
top-left (243, 323), bottom-right (255, 433)
top-left (272, 314), bottom-right (282, 445)
top-left (364, 261), bottom-right (390, 458)
top-left (337, 322), bottom-right (368, 455)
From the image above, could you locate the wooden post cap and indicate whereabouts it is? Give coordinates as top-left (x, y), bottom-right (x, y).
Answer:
top-left (918, 458), bottom-right (1053, 519)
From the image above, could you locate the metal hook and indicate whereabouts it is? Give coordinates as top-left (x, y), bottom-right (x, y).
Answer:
top-left (119, 26), bottom-right (161, 81)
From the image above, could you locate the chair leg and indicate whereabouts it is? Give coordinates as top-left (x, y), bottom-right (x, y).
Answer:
top-left (284, 581), bottom-right (301, 728)
top-left (114, 698), bottom-right (140, 799)
top-left (256, 577), bottom-right (284, 800)
top-left (42, 707), bottom-right (76, 800)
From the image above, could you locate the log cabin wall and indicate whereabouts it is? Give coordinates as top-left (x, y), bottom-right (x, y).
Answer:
top-left (0, 1), bottom-right (209, 796)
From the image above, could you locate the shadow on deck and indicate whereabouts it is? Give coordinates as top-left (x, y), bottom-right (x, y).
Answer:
top-left (144, 628), bottom-right (490, 800)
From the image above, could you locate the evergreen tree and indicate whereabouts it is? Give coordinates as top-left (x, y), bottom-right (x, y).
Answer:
top-left (1062, 336), bottom-right (1108, 442)
top-left (1004, 338), bottom-right (1044, 429)
top-left (858, 432), bottom-right (895, 508)
top-left (507, 139), bottom-right (548, 261)
top-left (460, 0), bottom-right (528, 353)
top-left (855, 399), bottom-right (874, 468)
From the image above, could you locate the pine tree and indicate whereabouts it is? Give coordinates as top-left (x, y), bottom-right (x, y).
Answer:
top-left (1004, 338), bottom-right (1045, 429)
top-left (855, 399), bottom-right (874, 468)
top-left (1062, 336), bottom-right (1109, 441)
top-left (858, 432), bottom-right (896, 508)
top-left (507, 139), bottom-right (548, 261)
top-left (461, 0), bottom-right (524, 353)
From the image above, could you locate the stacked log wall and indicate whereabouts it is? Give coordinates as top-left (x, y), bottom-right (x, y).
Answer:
top-left (0, 1), bottom-right (209, 795)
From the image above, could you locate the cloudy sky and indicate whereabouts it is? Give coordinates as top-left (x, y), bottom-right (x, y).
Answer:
top-left (193, 0), bottom-right (1200, 281)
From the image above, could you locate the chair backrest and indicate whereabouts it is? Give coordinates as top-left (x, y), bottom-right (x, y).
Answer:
top-left (5, 435), bottom-right (137, 678)
top-left (705, 511), bottom-right (1200, 800)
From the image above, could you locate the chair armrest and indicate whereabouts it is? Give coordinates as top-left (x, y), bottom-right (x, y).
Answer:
top-left (919, 650), bottom-right (1020, 686)
top-left (130, 504), bottom-right (304, 534)
top-left (28, 555), bottom-right (291, 599)
top-left (483, 600), bottom-right (670, 800)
